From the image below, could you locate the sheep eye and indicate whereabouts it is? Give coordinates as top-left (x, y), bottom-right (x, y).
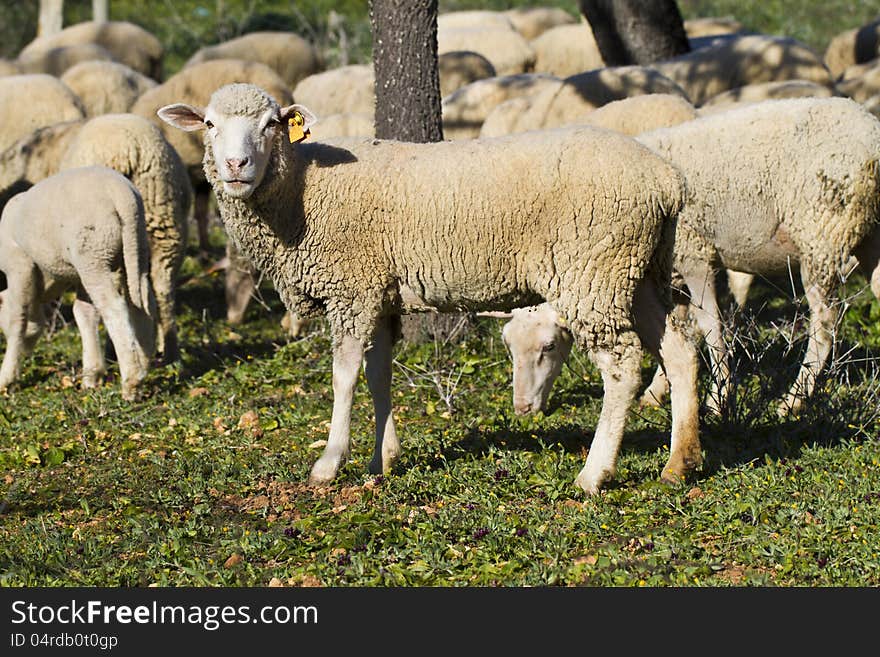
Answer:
top-left (205, 120), bottom-right (214, 129)
top-left (541, 342), bottom-right (556, 353)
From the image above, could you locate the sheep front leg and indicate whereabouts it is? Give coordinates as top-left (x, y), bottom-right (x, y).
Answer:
top-left (73, 297), bottom-right (106, 388)
top-left (0, 304), bottom-right (29, 392)
top-left (365, 317), bottom-right (400, 475)
top-left (575, 338), bottom-right (642, 495)
top-left (308, 332), bottom-right (364, 486)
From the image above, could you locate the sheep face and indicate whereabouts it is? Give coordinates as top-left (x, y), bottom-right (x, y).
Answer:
top-left (157, 83), bottom-right (315, 199)
top-left (501, 305), bottom-right (572, 414)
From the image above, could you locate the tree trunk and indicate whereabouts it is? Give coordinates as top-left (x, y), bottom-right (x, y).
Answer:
top-left (92, 0), bottom-right (108, 23)
top-left (370, 0), bottom-right (443, 142)
top-left (371, 0), bottom-right (471, 342)
top-left (38, 0), bottom-right (64, 37)
top-left (579, 0), bottom-right (690, 66)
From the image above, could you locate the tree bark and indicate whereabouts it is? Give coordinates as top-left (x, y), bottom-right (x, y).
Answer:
top-left (371, 0), bottom-right (471, 343)
top-left (370, 0), bottom-right (443, 142)
top-left (579, 0), bottom-right (690, 66)
top-left (92, 0), bottom-right (108, 23)
top-left (38, 0), bottom-right (64, 37)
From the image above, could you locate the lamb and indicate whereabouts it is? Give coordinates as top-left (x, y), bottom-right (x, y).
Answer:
top-left (183, 31), bottom-right (323, 90)
top-left (0, 166), bottom-right (156, 400)
top-left (60, 60), bottom-right (158, 117)
top-left (0, 75), bottom-right (84, 153)
top-left (0, 114), bottom-right (192, 362)
top-left (17, 20), bottom-right (164, 80)
top-left (157, 82), bottom-right (701, 495)
top-left (497, 97), bottom-right (880, 418)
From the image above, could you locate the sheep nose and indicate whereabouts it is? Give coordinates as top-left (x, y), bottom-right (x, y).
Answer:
top-left (226, 157), bottom-right (249, 171)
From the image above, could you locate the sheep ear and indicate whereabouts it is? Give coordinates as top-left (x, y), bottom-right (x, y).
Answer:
top-left (157, 103), bottom-right (207, 131)
top-left (280, 104), bottom-right (317, 143)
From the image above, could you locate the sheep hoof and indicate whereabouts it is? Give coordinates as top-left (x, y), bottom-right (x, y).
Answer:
top-left (574, 466), bottom-right (609, 496)
top-left (308, 455), bottom-right (344, 486)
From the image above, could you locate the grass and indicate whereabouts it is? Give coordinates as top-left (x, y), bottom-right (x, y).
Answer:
top-left (1, 228), bottom-right (878, 587)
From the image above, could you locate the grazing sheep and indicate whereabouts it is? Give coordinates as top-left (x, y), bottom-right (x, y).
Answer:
top-left (158, 82), bottom-right (701, 495)
top-left (824, 19), bottom-right (880, 80)
top-left (653, 34), bottom-right (835, 105)
top-left (18, 21), bottom-right (164, 80)
top-left (438, 25), bottom-right (536, 76)
top-left (441, 73), bottom-right (562, 140)
top-left (698, 79), bottom-right (838, 115)
top-left (0, 114), bottom-right (192, 362)
top-left (183, 31), bottom-right (323, 90)
top-left (0, 166), bottom-right (156, 400)
top-left (498, 97), bottom-right (880, 418)
top-left (0, 75), bottom-right (84, 153)
top-left (530, 22), bottom-right (605, 78)
top-left (503, 6), bottom-right (577, 41)
top-left (132, 58), bottom-right (291, 257)
top-left (16, 43), bottom-right (115, 76)
top-left (479, 66), bottom-right (687, 137)
top-left (439, 51), bottom-right (496, 97)
top-left (60, 60), bottom-right (158, 116)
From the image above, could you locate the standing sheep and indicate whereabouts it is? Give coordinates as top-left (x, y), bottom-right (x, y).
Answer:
top-left (0, 166), bottom-right (156, 400)
top-left (60, 60), bottom-right (158, 117)
top-left (497, 98), bottom-right (880, 418)
top-left (183, 31), bottom-right (323, 90)
top-left (158, 82), bottom-right (701, 495)
top-left (0, 75), bottom-right (84, 153)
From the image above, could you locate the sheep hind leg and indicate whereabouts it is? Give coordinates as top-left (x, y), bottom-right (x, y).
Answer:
top-left (633, 283), bottom-right (702, 485)
top-left (366, 316), bottom-right (400, 476)
top-left (778, 276), bottom-right (836, 417)
top-left (639, 365), bottom-right (670, 409)
top-left (73, 295), bottom-right (106, 388)
top-left (224, 242), bottom-right (257, 325)
top-left (308, 332), bottom-right (364, 486)
top-left (574, 335), bottom-right (642, 495)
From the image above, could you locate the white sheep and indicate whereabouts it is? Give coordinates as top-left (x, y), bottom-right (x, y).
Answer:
top-left (503, 7), bottom-right (577, 41)
top-left (0, 75), bottom-right (84, 153)
top-left (497, 97), bottom-right (880, 418)
top-left (16, 43), bottom-right (115, 76)
top-left (0, 166), bottom-right (156, 400)
top-left (530, 22), bottom-right (604, 78)
top-left (292, 65), bottom-right (376, 121)
top-left (0, 113), bottom-right (192, 362)
top-left (18, 20), bottom-right (164, 80)
top-left (438, 25), bottom-right (536, 77)
top-left (698, 79), bottom-right (838, 115)
top-left (824, 18), bottom-right (880, 80)
top-left (158, 82), bottom-right (702, 495)
top-left (683, 16), bottom-right (744, 39)
top-left (438, 51), bottom-right (497, 97)
top-left (183, 31), bottom-right (323, 90)
top-left (60, 60), bottom-right (158, 117)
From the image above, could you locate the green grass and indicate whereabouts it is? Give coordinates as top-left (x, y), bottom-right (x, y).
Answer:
top-left (1, 228), bottom-right (878, 587)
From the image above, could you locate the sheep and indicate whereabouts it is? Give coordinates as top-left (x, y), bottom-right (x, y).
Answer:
top-left (16, 43), bottom-right (116, 76)
top-left (497, 97), bottom-right (880, 418)
top-left (530, 22), bottom-right (605, 78)
top-left (0, 114), bottom-right (192, 362)
top-left (438, 25), bottom-right (536, 76)
top-left (157, 82), bottom-right (702, 495)
top-left (0, 59), bottom-right (22, 77)
top-left (836, 62), bottom-right (880, 104)
top-left (437, 10), bottom-right (515, 32)
top-left (0, 75), bottom-right (84, 153)
top-left (292, 65), bottom-right (375, 121)
top-left (503, 7), bottom-right (577, 41)
top-left (683, 17), bottom-right (744, 40)
top-left (652, 34), bottom-right (835, 106)
top-left (183, 31), bottom-right (323, 90)
top-left (18, 21), bottom-right (164, 80)
top-left (478, 66), bottom-right (688, 137)
top-left (0, 166), bottom-right (156, 400)
top-left (439, 51), bottom-right (496, 98)
top-left (824, 18), bottom-right (880, 80)
top-left (60, 60), bottom-right (158, 117)
top-left (698, 79), bottom-right (838, 115)
top-left (132, 58), bottom-right (291, 257)
top-left (441, 73), bottom-right (562, 140)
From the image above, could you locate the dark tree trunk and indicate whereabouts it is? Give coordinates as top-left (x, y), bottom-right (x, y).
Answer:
top-left (371, 0), bottom-right (472, 343)
top-left (370, 0), bottom-right (443, 142)
top-left (580, 0), bottom-right (690, 66)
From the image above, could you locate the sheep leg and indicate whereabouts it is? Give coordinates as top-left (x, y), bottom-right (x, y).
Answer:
top-left (854, 226), bottom-right (880, 301)
top-left (72, 295), bottom-right (106, 388)
top-left (633, 282), bottom-right (702, 485)
top-left (308, 332), bottom-right (364, 485)
top-left (193, 187), bottom-right (212, 253)
top-left (639, 365), bottom-right (670, 408)
top-left (726, 270), bottom-right (754, 308)
top-left (224, 241), bottom-right (257, 325)
top-left (778, 276), bottom-right (835, 417)
top-left (80, 272), bottom-right (149, 401)
top-left (0, 300), bottom-right (30, 392)
top-left (0, 268), bottom-right (43, 391)
top-left (574, 336), bottom-right (642, 495)
top-left (365, 317), bottom-right (400, 475)
top-left (681, 263), bottom-right (730, 415)
top-left (150, 243), bottom-right (181, 363)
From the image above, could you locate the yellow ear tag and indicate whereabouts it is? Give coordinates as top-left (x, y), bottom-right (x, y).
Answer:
top-left (288, 111), bottom-right (308, 143)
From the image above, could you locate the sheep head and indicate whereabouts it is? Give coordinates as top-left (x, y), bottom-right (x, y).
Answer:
top-left (157, 83), bottom-right (316, 200)
top-left (500, 303), bottom-right (573, 415)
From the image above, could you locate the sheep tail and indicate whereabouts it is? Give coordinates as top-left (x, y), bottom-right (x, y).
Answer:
top-left (119, 189), bottom-right (155, 316)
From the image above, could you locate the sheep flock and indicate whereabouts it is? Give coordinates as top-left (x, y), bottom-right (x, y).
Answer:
top-left (2, 6), bottom-right (880, 501)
